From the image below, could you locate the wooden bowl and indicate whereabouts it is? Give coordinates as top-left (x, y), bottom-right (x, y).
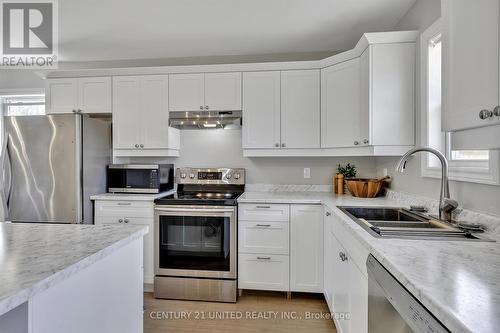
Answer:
top-left (345, 177), bottom-right (390, 198)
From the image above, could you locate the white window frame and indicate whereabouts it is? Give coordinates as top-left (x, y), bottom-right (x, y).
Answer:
top-left (420, 19), bottom-right (500, 186)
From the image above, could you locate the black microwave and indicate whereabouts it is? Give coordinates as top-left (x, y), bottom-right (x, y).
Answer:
top-left (107, 164), bottom-right (174, 194)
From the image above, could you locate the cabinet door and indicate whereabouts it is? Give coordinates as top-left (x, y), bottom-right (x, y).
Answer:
top-left (168, 73), bottom-right (205, 111)
top-left (442, 0), bottom-right (500, 131)
top-left (238, 253), bottom-right (289, 291)
top-left (323, 209), bottom-right (334, 310)
top-left (242, 71), bottom-right (281, 148)
top-left (77, 77), bottom-right (112, 114)
top-left (281, 70), bottom-right (320, 148)
top-left (348, 259), bottom-right (368, 333)
top-left (112, 76), bottom-right (142, 149)
top-left (46, 78), bottom-right (78, 114)
top-left (370, 43), bottom-right (415, 146)
top-left (330, 233), bottom-right (350, 333)
top-left (204, 72), bottom-right (242, 111)
top-left (321, 58), bottom-right (362, 148)
top-left (140, 75), bottom-right (169, 149)
top-left (290, 205), bottom-right (323, 292)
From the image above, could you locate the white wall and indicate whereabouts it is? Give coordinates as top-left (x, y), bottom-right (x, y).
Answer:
top-left (0, 70), bottom-right (45, 90)
top-left (117, 129), bottom-right (378, 185)
top-left (380, 0), bottom-right (500, 217)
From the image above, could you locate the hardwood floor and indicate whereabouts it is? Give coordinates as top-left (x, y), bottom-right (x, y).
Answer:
top-left (144, 291), bottom-right (337, 333)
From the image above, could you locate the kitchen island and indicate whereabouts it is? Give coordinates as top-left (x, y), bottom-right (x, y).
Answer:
top-left (0, 222), bottom-right (147, 333)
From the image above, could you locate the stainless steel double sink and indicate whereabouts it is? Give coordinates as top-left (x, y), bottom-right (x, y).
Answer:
top-left (338, 206), bottom-right (493, 241)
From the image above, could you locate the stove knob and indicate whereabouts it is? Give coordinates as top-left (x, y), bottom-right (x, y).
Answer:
top-left (180, 173), bottom-right (187, 179)
top-left (189, 173), bottom-right (195, 179)
top-left (234, 173), bottom-right (240, 180)
top-left (226, 173), bottom-right (232, 179)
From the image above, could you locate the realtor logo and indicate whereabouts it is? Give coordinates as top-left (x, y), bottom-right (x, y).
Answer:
top-left (1, 0), bottom-right (58, 68)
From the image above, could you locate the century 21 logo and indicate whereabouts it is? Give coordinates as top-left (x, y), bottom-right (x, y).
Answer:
top-left (2, 2), bottom-right (53, 54)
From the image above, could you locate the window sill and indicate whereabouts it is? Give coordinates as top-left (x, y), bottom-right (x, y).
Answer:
top-left (422, 166), bottom-right (500, 186)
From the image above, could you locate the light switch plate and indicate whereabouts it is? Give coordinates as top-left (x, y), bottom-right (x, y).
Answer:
top-left (303, 168), bottom-right (311, 179)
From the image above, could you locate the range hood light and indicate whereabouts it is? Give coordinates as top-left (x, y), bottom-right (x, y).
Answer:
top-left (169, 111), bottom-right (242, 129)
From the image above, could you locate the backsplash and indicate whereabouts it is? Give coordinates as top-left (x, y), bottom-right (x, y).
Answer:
top-left (245, 184), bottom-right (332, 192)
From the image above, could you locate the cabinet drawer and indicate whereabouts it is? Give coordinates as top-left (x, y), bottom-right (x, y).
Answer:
top-left (94, 200), bottom-right (153, 218)
top-left (95, 216), bottom-right (151, 226)
top-left (238, 221), bottom-right (289, 255)
top-left (238, 204), bottom-right (289, 222)
top-left (238, 254), bottom-right (289, 291)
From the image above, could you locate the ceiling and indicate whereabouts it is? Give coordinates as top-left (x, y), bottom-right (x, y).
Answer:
top-left (57, 0), bottom-right (416, 63)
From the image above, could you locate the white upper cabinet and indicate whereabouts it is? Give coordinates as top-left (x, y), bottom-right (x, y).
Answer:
top-left (78, 77), bottom-right (112, 114)
top-left (168, 72), bottom-right (241, 111)
top-left (46, 77), bottom-right (111, 114)
top-left (281, 70), bottom-right (320, 149)
top-left (168, 73), bottom-right (205, 111)
top-left (290, 205), bottom-right (323, 293)
top-left (243, 70), bottom-right (320, 150)
top-left (321, 43), bottom-right (415, 149)
top-left (141, 76), bottom-right (171, 149)
top-left (113, 75), bottom-right (179, 156)
top-left (442, 0), bottom-right (500, 131)
top-left (113, 76), bottom-right (142, 150)
top-left (204, 72), bottom-right (242, 111)
top-left (369, 43), bottom-right (415, 146)
top-left (321, 58), bottom-right (365, 148)
top-left (242, 71), bottom-right (281, 149)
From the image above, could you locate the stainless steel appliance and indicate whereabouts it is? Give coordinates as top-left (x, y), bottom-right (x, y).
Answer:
top-left (154, 167), bottom-right (245, 302)
top-left (0, 114), bottom-right (111, 224)
top-left (367, 255), bottom-right (449, 332)
top-left (107, 164), bottom-right (174, 194)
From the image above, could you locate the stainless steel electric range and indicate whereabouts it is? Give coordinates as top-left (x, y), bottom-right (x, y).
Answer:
top-left (153, 167), bottom-right (245, 303)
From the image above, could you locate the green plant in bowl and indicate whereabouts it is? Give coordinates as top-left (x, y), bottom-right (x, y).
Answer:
top-left (337, 163), bottom-right (357, 178)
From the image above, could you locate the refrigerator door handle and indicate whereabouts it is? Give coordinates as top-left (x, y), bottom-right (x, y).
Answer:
top-left (0, 134), bottom-right (11, 220)
top-left (5, 145), bottom-right (12, 207)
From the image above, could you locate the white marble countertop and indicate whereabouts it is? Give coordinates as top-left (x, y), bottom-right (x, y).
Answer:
top-left (238, 191), bottom-right (500, 333)
top-left (90, 190), bottom-right (174, 201)
top-left (0, 222), bottom-right (148, 317)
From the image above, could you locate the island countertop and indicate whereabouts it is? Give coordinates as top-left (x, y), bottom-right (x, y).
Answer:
top-left (238, 191), bottom-right (500, 333)
top-left (0, 222), bottom-right (148, 317)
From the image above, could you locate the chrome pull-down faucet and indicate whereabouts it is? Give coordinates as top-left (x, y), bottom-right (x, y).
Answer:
top-left (396, 147), bottom-right (458, 222)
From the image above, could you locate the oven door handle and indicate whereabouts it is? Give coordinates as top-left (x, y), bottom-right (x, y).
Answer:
top-left (155, 206), bottom-right (235, 214)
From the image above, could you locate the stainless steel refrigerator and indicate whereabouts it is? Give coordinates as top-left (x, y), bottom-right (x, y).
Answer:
top-left (0, 114), bottom-right (111, 224)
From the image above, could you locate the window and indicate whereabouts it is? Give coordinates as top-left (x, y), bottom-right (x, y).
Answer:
top-left (421, 20), bottom-right (499, 185)
top-left (1, 94), bottom-right (45, 116)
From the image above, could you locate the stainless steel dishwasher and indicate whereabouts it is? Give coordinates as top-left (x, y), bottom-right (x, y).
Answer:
top-left (367, 255), bottom-right (450, 333)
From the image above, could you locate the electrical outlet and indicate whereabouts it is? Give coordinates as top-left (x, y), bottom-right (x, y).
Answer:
top-left (383, 168), bottom-right (388, 177)
top-left (304, 168), bottom-right (311, 179)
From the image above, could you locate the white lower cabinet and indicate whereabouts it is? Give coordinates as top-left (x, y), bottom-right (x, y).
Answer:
top-left (238, 221), bottom-right (289, 255)
top-left (324, 210), bottom-right (368, 333)
top-left (94, 200), bottom-right (154, 286)
top-left (238, 203), bottom-right (323, 293)
top-left (290, 205), bottom-right (323, 292)
top-left (238, 254), bottom-right (289, 291)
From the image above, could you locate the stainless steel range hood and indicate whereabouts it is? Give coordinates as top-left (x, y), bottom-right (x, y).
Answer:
top-left (169, 111), bottom-right (242, 129)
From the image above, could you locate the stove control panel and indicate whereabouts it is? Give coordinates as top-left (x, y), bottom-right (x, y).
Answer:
top-left (176, 168), bottom-right (245, 185)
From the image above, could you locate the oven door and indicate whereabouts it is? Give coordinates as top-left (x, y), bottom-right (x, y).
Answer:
top-left (154, 205), bottom-right (236, 279)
